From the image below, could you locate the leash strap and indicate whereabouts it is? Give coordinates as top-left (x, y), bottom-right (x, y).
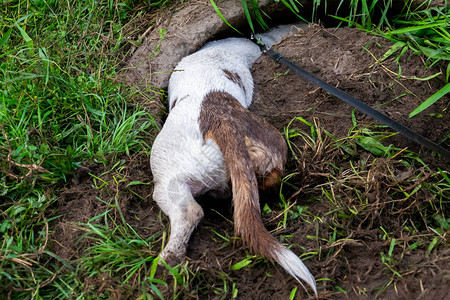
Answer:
top-left (259, 45), bottom-right (450, 158)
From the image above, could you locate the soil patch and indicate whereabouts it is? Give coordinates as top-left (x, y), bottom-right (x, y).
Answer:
top-left (251, 25), bottom-right (449, 163)
top-left (52, 154), bottom-right (163, 262)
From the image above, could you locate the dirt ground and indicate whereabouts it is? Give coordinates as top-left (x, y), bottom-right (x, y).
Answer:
top-left (251, 25), bottom-right (449, 161)
top-left (51, 20), bottom-right (449, 300)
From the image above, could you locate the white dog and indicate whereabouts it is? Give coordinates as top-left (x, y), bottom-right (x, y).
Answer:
top-left (150, 24), bottom-right (317, 295)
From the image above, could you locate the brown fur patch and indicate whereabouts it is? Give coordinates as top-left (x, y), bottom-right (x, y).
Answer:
top-left (223, 69), bottom-right (246, 93)
top-left (170, 98), bottom-right (178, 110)
top-left (198, 91), bottom-right (287, 259)
top-left (199, 92), bottom-right (287, 176)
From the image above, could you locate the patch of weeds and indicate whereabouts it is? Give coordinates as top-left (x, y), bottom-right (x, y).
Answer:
top-left (223, 0), bottom-right (401, 32)
top-left (210, 227), bottom-right (235, 250)
top-left (74, 211), bottom-right (164, 299)
top-left (203, 270), bottom-right (240, 300)
top-left (211, 0), bottom-right (305, 34)
top-left (280, 113), bottom-right (448, 295)
top-left (337, 110), bottom-right (401, 157)
top-left (284, 116), bottom-right (335, 167)
top-left (331, 0), bottom-right (396, 29)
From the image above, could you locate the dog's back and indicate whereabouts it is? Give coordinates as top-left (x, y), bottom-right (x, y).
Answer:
top-left (150, 24), bottom-right (317, 296)
top-left (168, 38), bottom-right (259, 111)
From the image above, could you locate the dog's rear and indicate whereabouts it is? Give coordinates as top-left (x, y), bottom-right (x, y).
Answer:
top-left (150, 24), bottom-right (316, 295)
top-left (199, 91), bottom-right (316, 293)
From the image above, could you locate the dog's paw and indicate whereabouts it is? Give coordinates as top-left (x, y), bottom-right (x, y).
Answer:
top-left (158, 249), bottom-right (185, 267)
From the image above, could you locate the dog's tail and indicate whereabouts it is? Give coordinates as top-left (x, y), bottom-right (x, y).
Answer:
top-left (200, 92), bottom-right (317, 296)
top-left (227, 142), bottom-right (317, 296)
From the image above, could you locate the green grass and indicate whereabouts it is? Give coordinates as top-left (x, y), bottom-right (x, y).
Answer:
top-left (0, 1), bottom-right (162, 298)
top-left (1, 0), bottom-right (449, 299)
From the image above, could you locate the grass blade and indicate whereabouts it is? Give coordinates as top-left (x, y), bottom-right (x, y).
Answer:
top-left (240, 0), bottom-right (254, 33)
top-left (409, 82), bottom-right (450, 117)
top-left (209, 0), bottom-right (242, 34)
top-left (15, 24), bottom-right (33, 44)
top-left (231, 257), bottom-right (254, 270)
top-left (0, 28), bottom-right (13, 48)
top-left (390, 22), bottom-right (443, 35)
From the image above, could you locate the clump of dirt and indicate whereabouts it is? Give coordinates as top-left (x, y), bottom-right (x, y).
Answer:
top-left (50, 19), bottom-right (449, 300)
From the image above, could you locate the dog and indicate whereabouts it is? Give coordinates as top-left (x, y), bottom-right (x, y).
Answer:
top-left (150, 24), bottom-right (317, 295)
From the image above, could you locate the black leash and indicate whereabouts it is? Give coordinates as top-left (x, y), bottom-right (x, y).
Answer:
top-left (253, 38), bottom-right (450, 159)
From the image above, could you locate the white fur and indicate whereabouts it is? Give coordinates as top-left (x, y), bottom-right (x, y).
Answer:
top-left (275, 248), bottom-right (318, 296)
top-left (150, 24), bottom-right (316, 294)
top-left (151, 38), bottom-right (258, 263)
top-left (168, 38), bottom-right (259, 111)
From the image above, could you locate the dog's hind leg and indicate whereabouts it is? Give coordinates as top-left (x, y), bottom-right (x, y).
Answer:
top-left (153, 179), bottom-right (204, 265)
top-left (243, 114), bottom-right (288, 191)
